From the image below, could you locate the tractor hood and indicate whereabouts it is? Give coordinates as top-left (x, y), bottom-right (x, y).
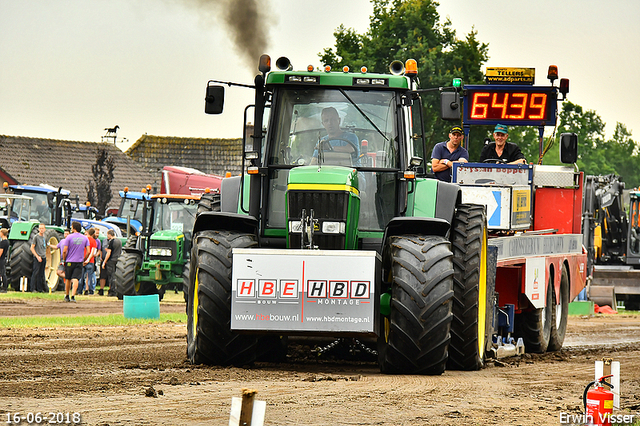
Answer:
top-left (287, 165), bottom-right (359, 193)
top-left (150, 229), bottom-right (185, 241)
top-left (285, 165), bottom-right (361, 250)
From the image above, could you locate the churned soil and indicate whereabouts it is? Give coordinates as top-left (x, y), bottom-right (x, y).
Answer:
top-left (1, 295), bottom-right (640, 425)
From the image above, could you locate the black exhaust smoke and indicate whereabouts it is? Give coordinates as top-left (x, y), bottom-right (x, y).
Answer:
top-left (187, 0), bottom-right (272, 72)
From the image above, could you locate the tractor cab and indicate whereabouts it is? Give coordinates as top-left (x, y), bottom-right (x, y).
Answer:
top-left (70, 201), bottom-right (100, 221)
top-left (112, 193), bottom-right (199, 300)
top-left (7, 184), bottom-right (70, 226)
top-left (102, 188), bottom-right (151, 238)
top-left (0, 194), bottom-right (33, 229)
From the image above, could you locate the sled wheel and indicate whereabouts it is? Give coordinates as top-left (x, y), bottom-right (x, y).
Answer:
top-left (548, 264), bottom-right (569, 351)
top-left (516, 268), bottom-right (553, 353)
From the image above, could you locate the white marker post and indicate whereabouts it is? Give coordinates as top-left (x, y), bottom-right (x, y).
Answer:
top-left (595, 359), bottom-right (620, 409)
top-left (229, 388), bottom-right (266, 426)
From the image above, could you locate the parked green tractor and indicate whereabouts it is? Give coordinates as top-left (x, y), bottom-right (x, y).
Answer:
top-left (187, 56), bottom-right (494, 374)
top-left (114, 194), bottom-right (199, 301)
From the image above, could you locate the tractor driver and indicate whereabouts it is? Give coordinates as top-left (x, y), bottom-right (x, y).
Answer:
top-left (311, 107), bottom-right (360, 165)
top-left (35, 199), bottom-right (49, 222)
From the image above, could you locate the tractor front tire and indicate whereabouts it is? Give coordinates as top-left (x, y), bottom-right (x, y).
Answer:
top-left (114, 252), bottom-right (141, 300)
top-left (448, 204), bottom-right (490, 371)
top-left (187, 229), bottom-right (258, 366)
top-left (136, 282), bottom-right (165, 301)
top-left (9, 240), bottom-right (33, 291)
top-left (378, 235), bottom-right (454, 375)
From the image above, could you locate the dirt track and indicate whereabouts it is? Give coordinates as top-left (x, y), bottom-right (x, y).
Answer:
top-left (1, 295), bottom-right (640, 425)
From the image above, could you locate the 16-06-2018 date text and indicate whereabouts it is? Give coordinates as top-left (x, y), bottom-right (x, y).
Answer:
top-left (5, 412), bottom-right (81, 424)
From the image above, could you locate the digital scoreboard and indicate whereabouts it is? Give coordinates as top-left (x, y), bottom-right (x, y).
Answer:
top-left (462, 85), bottom-right (558, 127)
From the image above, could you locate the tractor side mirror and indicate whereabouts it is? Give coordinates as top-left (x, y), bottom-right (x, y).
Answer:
top-left (204, 85), bottom-right (225, 115)
top-left (559, 133), bottom-right (578, 164)
top-left (440, 91), bottom-right (460, 120)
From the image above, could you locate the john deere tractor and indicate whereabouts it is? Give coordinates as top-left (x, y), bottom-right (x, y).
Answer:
top-left (114, 194), bottom-right (199, 301)
top-left (186, 56), bottom-right (494, 374)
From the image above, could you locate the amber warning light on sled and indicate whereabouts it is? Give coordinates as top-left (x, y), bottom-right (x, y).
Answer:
top-left (547, 65), bottom-right (558, 83)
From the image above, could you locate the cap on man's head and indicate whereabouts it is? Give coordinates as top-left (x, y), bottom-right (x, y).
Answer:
top-left (494, 123), bottom-right (508, 134)
top-left (450, 126), bottom-right (463, 134)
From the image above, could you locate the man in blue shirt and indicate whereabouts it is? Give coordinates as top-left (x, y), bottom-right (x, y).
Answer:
top-left (312, 107), bottom-right (360, 165)
top-left (431, 126), bottom-right (469, 182)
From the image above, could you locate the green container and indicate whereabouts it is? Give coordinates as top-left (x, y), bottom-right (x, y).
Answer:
top-left (123, 294), bottom-right (160, 319)
top-left (568, 301), bottom-right (594, 315)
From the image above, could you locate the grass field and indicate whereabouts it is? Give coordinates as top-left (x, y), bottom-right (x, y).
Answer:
top-left (0, 313), bottom-right (187, 328)
top-left (0, 289), bottom-right (186, 303)
top-left (0, 290), bottom-right (187, 327)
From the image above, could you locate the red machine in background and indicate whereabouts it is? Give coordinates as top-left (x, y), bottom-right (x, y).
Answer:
top-left (161, 166), bottom-right (223, 196)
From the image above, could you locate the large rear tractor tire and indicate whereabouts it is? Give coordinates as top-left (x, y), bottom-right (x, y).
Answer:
top-left (448, 204), bottom-right (490, 371)
top-left (515, 269), bottom-right (553, 353)
top-left (114, 252), bottom-right (142, 300)
top-left (43, 229), bottom-right (63, 292)
top-left (9, 240), bottom-right (34, 291)
top-left (548, 265), bottom-right (569, 351)
top-left (378, 235), bottom-right (454, 375)
top-left (187, 230), bottom-right (259, 366)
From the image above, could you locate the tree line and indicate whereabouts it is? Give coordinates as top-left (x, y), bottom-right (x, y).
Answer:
top-left (321, 0), bottom-right (639, 188)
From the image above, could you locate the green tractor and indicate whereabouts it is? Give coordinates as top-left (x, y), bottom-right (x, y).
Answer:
top-left (186, 56), bottom-right (494, 374)
top-left (6, 185), bottom-right (72, 291)
top-left (114, 194), bottom-right (199, 301)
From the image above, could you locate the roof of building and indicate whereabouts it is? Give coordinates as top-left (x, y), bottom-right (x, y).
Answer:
top-left (125, 134), bottom-right (243, 178)
top-left (0, 135), bottom-right (157, 210)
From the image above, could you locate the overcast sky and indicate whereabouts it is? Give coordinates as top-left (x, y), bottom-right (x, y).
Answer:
top-left (1, 0), bottom-right (638, 151)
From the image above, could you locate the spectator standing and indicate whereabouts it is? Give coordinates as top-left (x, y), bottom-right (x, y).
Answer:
top-left (0, 228), bottom-right (9, 293)
top-left (98, 230), bottom-right (122, 296)
top-left (81, 228), bottom-right (98, 295)
top-left (62, 222), bottom-right (89, 302)
top-left (30, 223), bottom-right (47, 293)
top-left (93, 228), bottom-right (102, 281)
top-left (431, 126), bottom-right (469, 182)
